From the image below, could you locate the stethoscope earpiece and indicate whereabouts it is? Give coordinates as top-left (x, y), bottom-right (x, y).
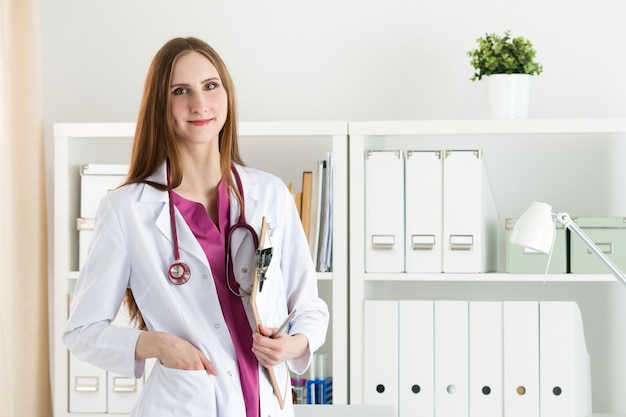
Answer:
top-left (168, 262), bottom-right (191, 285)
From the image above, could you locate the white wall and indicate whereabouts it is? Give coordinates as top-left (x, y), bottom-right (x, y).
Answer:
top-left (41, 0), bottom-right (626, 125)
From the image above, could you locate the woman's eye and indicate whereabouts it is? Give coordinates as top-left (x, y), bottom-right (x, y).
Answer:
top-left (205, 82), bottom-right (219, 91)
top-left (172, 87), bottom-right (189, 96)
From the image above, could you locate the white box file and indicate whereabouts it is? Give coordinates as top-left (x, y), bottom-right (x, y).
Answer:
top-left (363, 300), bottom-right (399, 411)
top-left (442, 150), bottom-right (498, 273)
top-left (468, 301), bottom-right (503, 417)
top-left (362, 300), bottom-right (591, 417)
top-left (365, 151), bottom-right (405, 272)
top-left (503, 301), bottom-right (539, 417)
top-left (405, 151), bottom-right (443, 273)
top-left (434, 301), bottom-right (469, 417)
top-left (399, 301), bottom-right (434, 417)
top-left (364, 149), bottom-right (497, 273)
top-left (80, 164), bottom-right (129, 218)
top-left (539, 302), bottom-right (592, 417)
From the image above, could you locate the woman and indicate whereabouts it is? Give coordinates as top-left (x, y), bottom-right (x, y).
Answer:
top-left (63, 37), bottom-right (329, 417)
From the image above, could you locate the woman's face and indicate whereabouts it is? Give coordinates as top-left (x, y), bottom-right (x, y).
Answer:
top-left (169, 51), bottom-right (228, 148)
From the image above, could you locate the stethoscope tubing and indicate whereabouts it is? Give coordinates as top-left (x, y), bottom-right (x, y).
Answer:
top-left (166, 163), bottom-right (258, 292)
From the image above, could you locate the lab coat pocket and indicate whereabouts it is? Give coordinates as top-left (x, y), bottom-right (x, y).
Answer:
top-left (132, 363), bottom-right (217, 417)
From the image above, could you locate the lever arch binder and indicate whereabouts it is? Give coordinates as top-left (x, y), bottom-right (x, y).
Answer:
top-left (399, 301), bottom-right (434, 417)
top-left (363, 300), bottom-right (399, 409)
top-left (361, 300), bottom-right (593, 417)
top-left (469, 301), bottom-right (503, 417)
top-left (539, 302), bottom-right (592, 417)
top-left (434, 300), bottom-right (469, 417)
top-left (503, 301), bottom-right (539, 417)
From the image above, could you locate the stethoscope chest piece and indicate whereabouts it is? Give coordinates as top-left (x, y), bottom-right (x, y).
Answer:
top-left (168, 262), bottom-right (191, 285)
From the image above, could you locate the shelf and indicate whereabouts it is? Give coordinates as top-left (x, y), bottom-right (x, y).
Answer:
top-left (362, 273), bottom-right (619, 283)
top-left (349, 118), bottom-right (626, 413)
top-left (52, 121), bottom-right (349, 416)
top-left (349, 118), bottom-right (626, 136)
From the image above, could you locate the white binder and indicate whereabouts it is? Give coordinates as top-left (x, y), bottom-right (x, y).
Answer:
top-left (399, 301), bottom-right (434, 417)
top-left (539, 302), bottom-right (592, 417)
top-left (405, 151), bottom-right (443, 273)
top-left (434, 300), bottom-right (469, 417)
top-left (365, 151), bottom-right (405, 272)
top-left (442, 150), bottom-right (498, 273)
top-left (468, 301), bottom-right (503, 417)
top-left (363, 300), bottom-right (399, 415)
top-left (503, 301), bottom-right (539, 417)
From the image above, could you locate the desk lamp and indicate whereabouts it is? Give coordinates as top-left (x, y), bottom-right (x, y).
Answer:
top-left (509, 201), bottom-right (626, 286)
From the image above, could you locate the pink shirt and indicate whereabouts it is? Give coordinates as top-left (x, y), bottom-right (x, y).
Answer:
top-left (171, 180), bottom-right (260, 417)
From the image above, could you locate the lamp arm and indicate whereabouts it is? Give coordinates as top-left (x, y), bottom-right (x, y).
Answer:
top-left (554, 212), bottom-right (626, 288)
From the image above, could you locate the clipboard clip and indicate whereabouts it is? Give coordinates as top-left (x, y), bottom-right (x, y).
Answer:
top-left (256, 246), bottom-right (273, 292)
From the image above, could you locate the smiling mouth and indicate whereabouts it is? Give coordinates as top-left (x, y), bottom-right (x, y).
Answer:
top-left (189, 119), bottom-right (212, 126)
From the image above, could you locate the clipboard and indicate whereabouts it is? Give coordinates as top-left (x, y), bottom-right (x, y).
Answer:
top-left (250, 217), bottom-right (291, 409)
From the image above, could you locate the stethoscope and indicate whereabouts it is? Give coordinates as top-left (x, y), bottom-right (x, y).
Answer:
top-left (167, 164), bottom-right (259, 297)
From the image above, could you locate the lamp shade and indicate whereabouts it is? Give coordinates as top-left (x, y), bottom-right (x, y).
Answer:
top-left (509, 201), bottom-right (555, 254)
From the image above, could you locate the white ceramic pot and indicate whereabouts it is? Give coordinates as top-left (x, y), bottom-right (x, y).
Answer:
top-left (484, 73), bottom-right (531, 119)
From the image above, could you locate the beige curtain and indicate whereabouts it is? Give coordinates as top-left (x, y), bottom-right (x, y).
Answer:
top-left (0, 1), bottom-right (52, 416)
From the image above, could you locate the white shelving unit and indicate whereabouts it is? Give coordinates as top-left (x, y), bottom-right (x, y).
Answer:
top-left (51, 121), bottom-right (348, 416)
top-left (348, 118), bottom-right (626, 415)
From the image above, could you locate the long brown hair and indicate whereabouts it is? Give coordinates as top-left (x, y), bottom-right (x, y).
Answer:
top-left (124, 37), bottom-right (244, 330)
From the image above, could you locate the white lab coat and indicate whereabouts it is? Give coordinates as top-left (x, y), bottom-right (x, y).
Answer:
top-left (63, 162), bottom-right (329, 417)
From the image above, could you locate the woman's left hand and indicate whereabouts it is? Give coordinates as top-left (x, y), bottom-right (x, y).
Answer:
top-left (252, 324), bottom-right (309, 368)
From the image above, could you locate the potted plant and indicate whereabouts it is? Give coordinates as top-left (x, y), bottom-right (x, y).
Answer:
top-left (467, 30), bottom-right (543, 118)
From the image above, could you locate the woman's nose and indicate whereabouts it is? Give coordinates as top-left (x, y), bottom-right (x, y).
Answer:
top-left (191, 93), bottom-right (207, 113)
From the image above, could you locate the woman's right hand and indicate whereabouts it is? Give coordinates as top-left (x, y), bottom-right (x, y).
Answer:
top-left (136, 331), bottom-right (218, 375)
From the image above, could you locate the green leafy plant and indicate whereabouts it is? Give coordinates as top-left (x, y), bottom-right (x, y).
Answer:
top-left (467, 30), bottom-right (543, 81)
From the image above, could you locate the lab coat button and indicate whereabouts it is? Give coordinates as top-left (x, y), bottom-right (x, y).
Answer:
top-left (214, 324), bottom-right (219, 329)
top-left (203, 273), bottom-right (208, 279)
top-left (242, 267), bottom-right (248, 273)
top-left (228, 370), bottom-right (233, 376)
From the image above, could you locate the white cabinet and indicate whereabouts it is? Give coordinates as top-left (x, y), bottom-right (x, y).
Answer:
top-left (51, 121), bottom-right (348, 416)
top-left (349, 119), bottom-right (626, 415)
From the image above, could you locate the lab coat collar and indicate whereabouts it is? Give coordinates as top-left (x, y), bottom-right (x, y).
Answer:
top-left (137, 161), bottom-right (266, 264)
top-left (139, 161), bottom-right (206, 264)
